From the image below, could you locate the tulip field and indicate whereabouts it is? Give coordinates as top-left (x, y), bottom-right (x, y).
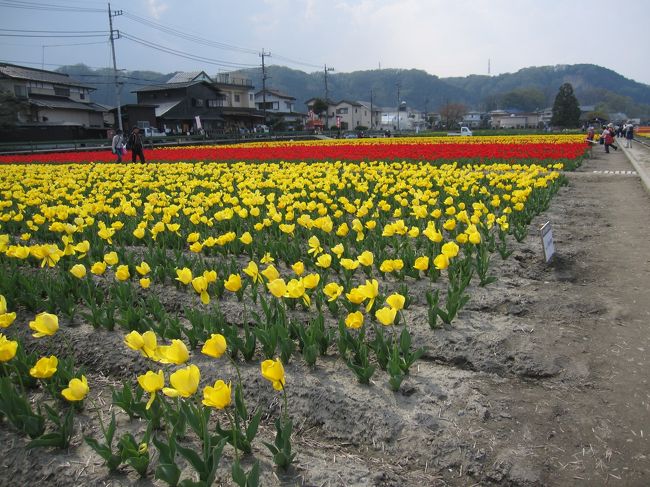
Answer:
top-left (0, 135), bottom-right (589, 485)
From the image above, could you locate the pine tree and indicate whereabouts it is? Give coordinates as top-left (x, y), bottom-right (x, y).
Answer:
top-left (551, 83), bottom-right (581, 128)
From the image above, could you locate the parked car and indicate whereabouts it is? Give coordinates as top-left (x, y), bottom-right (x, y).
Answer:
top-left (343, 132), bottom-right (358, 139)
top-left (143, 127), bottom-right (167, 138)
top-left (447, 126), bottom-right (473, 136)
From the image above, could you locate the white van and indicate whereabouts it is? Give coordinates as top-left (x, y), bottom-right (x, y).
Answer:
top-left (143, 127), bottom-right (166, 138)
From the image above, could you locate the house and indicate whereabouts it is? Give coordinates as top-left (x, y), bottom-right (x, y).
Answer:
top-left (134, 78), bottom-right (225, 134)
top-left (212, 73), bottom-right (265, 133)
top-left (489, 110), bottom-right (541, 129)
top-left (461, 111), bottom-right (483, 129)
top-left (331, 100), bottom-right (372, 130)
top-left (376, 105), bottom-right (426, 131)
top-left (133, 71), bottom-right (264, 135)
top-left (304, 98), bottom-right (372, 130)
top-left (0, 62), bottom-right (109, 140)
top-left (255, 89), bottom-right (306, 130)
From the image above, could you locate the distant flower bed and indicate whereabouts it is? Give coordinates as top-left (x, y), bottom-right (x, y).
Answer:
top-left (0, 135), bottom-right (588, 165)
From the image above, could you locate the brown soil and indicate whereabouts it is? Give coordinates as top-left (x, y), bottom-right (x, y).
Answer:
top-left (2, 148), bottom-right (650, 486)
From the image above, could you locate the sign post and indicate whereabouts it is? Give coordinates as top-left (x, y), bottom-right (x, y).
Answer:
top-left (540, 221), bottom-right (555, 263)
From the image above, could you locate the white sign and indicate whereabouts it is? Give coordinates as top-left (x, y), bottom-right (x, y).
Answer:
top-left (540, 221), bottom-right (555, 262)
top-left (195, 116), bottom-right (202, 130)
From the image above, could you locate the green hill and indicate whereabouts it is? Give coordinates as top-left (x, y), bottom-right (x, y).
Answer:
top-left (57, 63), bottom-right (650, 117)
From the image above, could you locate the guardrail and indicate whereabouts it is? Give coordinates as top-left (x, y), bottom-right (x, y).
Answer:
top-left (0, 132), bottom-right (327, 155)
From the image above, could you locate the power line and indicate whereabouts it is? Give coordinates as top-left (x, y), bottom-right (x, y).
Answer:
top-left (270, 53), bottom-right (321, 70)
top-left (121, 10), bottom-right (322, 70)
top-left (0, 0), bottom-right (104, 12)
top-left (0, 28), bottom-right (109, 34)
top-left (120, 32), bottom-right (259, 69)
top-left (0, 33), bottom-right (107, 38)
top-left (122, 12), bottom-right (258, 56)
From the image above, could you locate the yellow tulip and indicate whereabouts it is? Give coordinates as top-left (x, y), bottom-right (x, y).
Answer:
top-left (346, 287), bottom-right (366, 304)
top-left (163, 364), bottom-right (200, 398)
top-left (140, 277), bottom-right (151, 289)
top-left (0, 295), bottom-right (7, 314)
top-left (30, 355), bottom-right (58, 379)
top-left (414, 256), bottom-right (429, 271)
top-left (0, 312), bottom-right (16, 328)
top-left (103, 251), bottom-right (119, 266)
top-left (62, 375), bottom-right (89, 402)
top-left (261, 358), bottom-right (285, 391)
top-left (323, 282), bottom-right (343, 301)
top-left (291, 261), bottom-right (305, 276)
top-left (224, 274), bottom-right (242, 293)
top-left (203, 270), bottom-right (218, 283)
top-left (136, 262), bottom-right (151, 275)
top-left (359, 279), bottom-right (379, 311)
top-left (175, 267), bottom-right (193, 285)
top-left (307, 235), bottom-right (322, 256)
top-left (302, 273), bottom-right (320, 289)
top-left (386, 293), bottom-right (406, 310)
top-left (239, 231), bottom-right (253, 245)
top-left (375, 306), bottom-right (397, 326)
top-left (157, 339), bottom-right (190, 365)
top-left (267, 278), bottom-right (287, 298)
top-left (441, 241), bottom-right (460, 258)
top-left (90, 261), bottom-right (107, 275)
top-left (115, 265), bottom-right (130, 281)
top-left (29, 312), bottom-right (59, 338)
top-left (433, 253), bottom-right (450, 270)
top-left (244, 261), bottom-right (263, 284)
top-left (340, 258), bottom-right (360, 271)
top-left (69, 264), bottom-right (86, 279)
top-left (316, 253), bottom-right (332, 269)
top-left (125, 330), bottom-right (158, 359)
top-left (201, 334), bottom-right (227, 358)
top-left (379, 260), bottom-right (395, 273)
top-left (0, 334), bottom-right (18, 362)
top-left (137, 370), bottom-right (165, 409)
top-left (357, 250), bottom-right (374, 267)
top-left (202, 380), bottom-right (232, 409)
top-left (344, 311), bottom-right (364, 329)
top-left (261, 264), bottom-right (280, 282)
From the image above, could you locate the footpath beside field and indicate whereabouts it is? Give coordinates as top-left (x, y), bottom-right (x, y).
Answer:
top-left (471, 141), bottom-right (650, 485)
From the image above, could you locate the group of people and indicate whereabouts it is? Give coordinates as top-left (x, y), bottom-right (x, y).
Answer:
top-left (586, 122), bottom-right (635, 154)
top-left (110, 127), bottom-right (146, 163)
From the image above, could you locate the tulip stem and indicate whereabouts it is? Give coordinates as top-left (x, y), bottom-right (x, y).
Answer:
top-left (225, 408), bottom-right (240, 463)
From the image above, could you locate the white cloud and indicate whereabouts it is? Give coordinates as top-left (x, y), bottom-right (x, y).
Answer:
top-left (146, 0), bottom-right (169, 20)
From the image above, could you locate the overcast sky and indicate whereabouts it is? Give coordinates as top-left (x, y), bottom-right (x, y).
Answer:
top-left (2, 0), bottom-right (649, 85)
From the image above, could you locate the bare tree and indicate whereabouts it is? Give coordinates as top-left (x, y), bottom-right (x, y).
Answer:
top-left (439, 103), bottom-right (467, 129)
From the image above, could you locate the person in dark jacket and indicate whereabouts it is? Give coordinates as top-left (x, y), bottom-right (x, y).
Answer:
top-left (127, 127), bottom-right (146, 163)
top-left (625, 124), bottom-right (634, 148)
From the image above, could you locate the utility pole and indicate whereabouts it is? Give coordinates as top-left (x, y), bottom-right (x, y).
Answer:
top-left (108, 2), bottom-right (123, 131)
top-left (260, 49), bottom-right (271, 128)
top-left (324, 64), bottom-right (334, 129)
top-left (370, 89), bottom-right (374, 129)
top-left (424, 97), bottom-right (429, 129)
top-left (396, 81), bottom-right (401, 131)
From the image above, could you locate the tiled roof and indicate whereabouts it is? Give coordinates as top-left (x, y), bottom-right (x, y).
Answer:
top-left (28, 95), bottom-right (106, 111)
top-left (255, 89), bottom-right (295, 100)
top-left (134, 81), bottom-right (206, 93)
top-left (0, 63), bottom-right (94, 89)
top-left (153, 100), bottom-right (184, 117)
top-left (166, 71), bottom-right (212, 84)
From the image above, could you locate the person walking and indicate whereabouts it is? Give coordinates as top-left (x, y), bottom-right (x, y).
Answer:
top-left (604, 124), bottom-right (618, 153)
top-left (111, 129), bottom-right (125, 163)
top-left (127, 127), bottom-right (146, 163)
top-left (625, 124), bottom-right (634, 148)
